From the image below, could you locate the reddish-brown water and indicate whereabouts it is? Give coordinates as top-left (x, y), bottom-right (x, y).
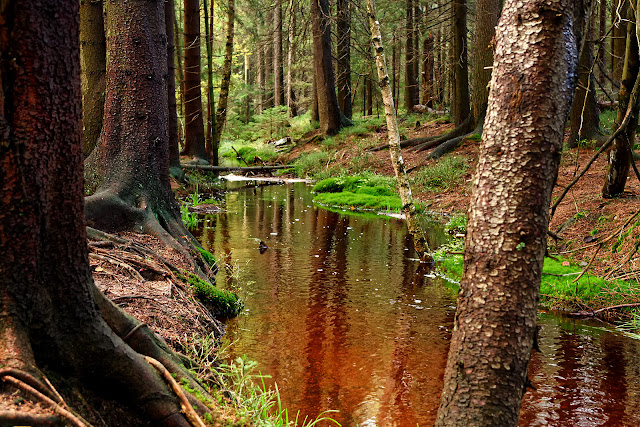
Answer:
top-left (196, 181), bottom-right (640, 426)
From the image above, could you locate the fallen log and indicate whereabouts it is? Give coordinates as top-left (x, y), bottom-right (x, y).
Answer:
top-left (181, 164), bottom-right (294, 172)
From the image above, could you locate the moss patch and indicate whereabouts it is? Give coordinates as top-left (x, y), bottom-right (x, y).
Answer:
top-left (196, 246), bottom-right (217, 268)
top-left (313, 175), bottom-right (402, 212)
top-left (178, 272), bottom-right (244, 318)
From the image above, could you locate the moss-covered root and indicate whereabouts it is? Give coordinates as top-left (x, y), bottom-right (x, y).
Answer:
top-left (179, 272), bottom-right (244, 318)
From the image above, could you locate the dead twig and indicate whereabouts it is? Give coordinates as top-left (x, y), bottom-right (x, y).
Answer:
top-left (89, 253), bottom-right (145, 282)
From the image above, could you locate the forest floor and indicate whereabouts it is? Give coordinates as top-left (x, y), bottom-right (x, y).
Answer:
top-left (278, 114), bottom-right (640, 316)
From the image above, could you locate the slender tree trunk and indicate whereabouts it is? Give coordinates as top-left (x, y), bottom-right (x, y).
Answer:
top-left (337, 0), bottom-right (352, 119)
top-left (311, 75), bottom-right (319, 122)
top-left (287, 0), bottom-right (298, 117)
top-left (245, 53), bottom-right (251, 123)
top-left (471, 0), bottom-right (500, 125)
top-left (603, 1), bottom-right (639, 198)
top-left (257, 42), bottom-right (265, 114)
top-left (273, 0), bottom-right (285, 106)
top-left (413, 0), bottom-right (421, 101)
top-left (165, 0), bottom-right (181, 169)
top-left (392, 32), bottom-right (398, 104)
top-left (612, 0), bottom-right (629, 84)
top-left (435, 0), bottom-right (578, 424)
top-left (405, 0), bottom-right (418, 110)
top-left (310, 0), bottom-right (344, 135)
top-left (366, 0), bottom-right (429, 259)
top-left (367, 74), bottom-right (373, 115)
top-left (264, 10), bottom-right (274, 109)
top-left (203, 0), bottom-right (218, 166)
top-left (423, 32), bottom-right (434, 108)
top-left (181, 0), bottom-right (207, 159)
top-left (215, 0), bottom-right (235, 143)
top-left (452, 0), bottom-right (471, 126)
top-left (80, 0), bottom-right (106, 156)
top-left (174, 9), bottom-right (185, 142)
top-left (598, 0), bottom-right (606, 84)
top-left (568, 0), bottom-right (602, 147)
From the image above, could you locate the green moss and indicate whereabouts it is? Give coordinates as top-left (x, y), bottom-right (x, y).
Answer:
top-left (178, 272), bottom-right (244, 318)
top-left (312, 174), bottom-right (401, 212)
top-left (197, 246), bottom-right (217, 268)
top-left (314, 191), bottom-right (403, 212)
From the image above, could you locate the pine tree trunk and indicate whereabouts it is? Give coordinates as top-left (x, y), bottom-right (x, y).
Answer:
top-left (435, 0), bottom-right (578, 423)
top-left (337, 0), bottom-right (352, 119)
top-left (257, 43), bottom-right (265, 114)
top-left (273, 0), bottom-right (285, 106)
top-left (204, 0), bottom-right (218, 166)
top-left (603, 1), bottom-right (640, 198)
top-left (471, 0), bottom-right (500, 125)
top-left (287, 0), bottom-right (298, 117)
top-left (612, 0), bottom-right (629, 84)
top-left (413, 0), bottom-right (421, 103)
top-left (174, 9), bottom-right (185, 142)
top-left (312, 75), bottom-right (319, 122)
top-left (392, 33), bottom-right (398, 104)
top-left (310, 0), bottom-right (344, 135)
top-left (165, 0), bottom-right (181, 169)
top-left (452, 0), bottom-right (471, 126)
top-left (215, 0), bottom-right (235, 143)
top-left (181, 0), bottom-right (207, 159)
top-left (366, 0), bottom-right (429, 258)
top-left (264, 9), bottom-right (274, 109)
top-left (405, 0), bottom-right (418, 110)
top-left (245, 53), bottom-right (251, 123)
top-left (598, 0), bottom-right (606, 84)
top-left (80, 0), bottom-right (106, 156)
top-left (568, 0), bottom-right (602, 147)
top-left (423, 33), bottom-right (434, 108)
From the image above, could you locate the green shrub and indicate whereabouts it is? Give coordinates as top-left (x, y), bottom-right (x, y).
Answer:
top-left (292, 151), bottom-right (331, 178)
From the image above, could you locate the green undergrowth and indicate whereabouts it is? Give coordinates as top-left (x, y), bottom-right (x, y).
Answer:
top-left (178, 272), bottom-right (244, 318)
top-left (312, 174), bottom-right (406, 213)
top-left (411, 155), bottom-right (468, 192)
top-left (435, 253), bottom-right (638, 311)
top-left (179, 334), bottom-right (341, 426)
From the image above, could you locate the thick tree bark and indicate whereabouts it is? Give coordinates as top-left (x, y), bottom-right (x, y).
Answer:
top-left (181, 0), bottom-right (207, 159)
top-left (471, 0), bottom-right (500, 125)
top-left (80, 0), bottom-right (106, 156)
top-left (366, 0), bottom-right (429, 260)
top-left (165, 0), bottom-right (181, 169)
top-left (603, 1), bottom-right (640, 198)
top-left (204, 0), bottom-right (218, 167)
top-left (452, 0), bottom-right (471, 126)
top-left (568, 0), bottom-right (603, 147)
top-left (0, 1), bottom-right (208, 424)
top-left (405, 0), bottom-right (418, 110)
top-left (435, 0), bottom-right (578, 424)
top-left (215, 0), bottom-right (235, 143)
top-left (273, 0), bottom-right (285, 107)
top-left (310, 0), bottom-right (344, 135)
top-left (336, 0), bottom-right (352, 119)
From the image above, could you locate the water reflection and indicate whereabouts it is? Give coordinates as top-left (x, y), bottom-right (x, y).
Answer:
top-left (195, 181), bottom-right (640, 427)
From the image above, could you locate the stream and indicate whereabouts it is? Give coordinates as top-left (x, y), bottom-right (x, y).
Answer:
top-left (194, 180), bottom-right (640, 427)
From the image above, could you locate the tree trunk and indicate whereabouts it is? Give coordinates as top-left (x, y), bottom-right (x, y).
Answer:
top-left (181, 0), bottom-right (207, 159)
top-left (366, 0), bottom-right (429, 259)
top-left (405, 0), bottom-right (418, 110)
top-left (264, 9), bottom-right (274, 109)
top-left (215, 0), bottom-right (235, 143)
top-left (273, 0), bottom-right (285, 106)
top-left (603, 0), bottom-right (640, 198)
top-left (392, 32), bottom-right (398, 105)
top-left (367, 75), bottom-right (373, 116)
top-left (257, 41), bottom-right (265, 114)
top-left (471, 0), bottom-right (500, 125)
top-left (311, 74), bottom-right (319, 122)
top-left (287, 0), bottom-right (298, 117)
top-left (413, 0), bottom-right (421, 98)
top-left (612, 0), bottom-right (630, 85)
top-left (423, 32), bottom-right (434, 108)
top-left (174, 9), bottom-right (185, 141)
top-left (165, 0), bottom-right (181, 169)
top-left (598, 0), bottom-right (606, 84)
top-left (337, 0), bottom-right (352, 119)
top-left (435, 0), bottom-right (578, 424)
top-left (452, 0), bottom-right (471, 126)
top-left (245, 52), bottom-right (251, 123)
top-left (0, 1), bottom-right (208, 425)
top-left (80, 0), bottom-right (106, 156)
top-left (204, 0), bottom-right (218, 167)
top-left (568, 0), bottom-right (602, 147)
top-left (310, 0), bottom-right (344, 135)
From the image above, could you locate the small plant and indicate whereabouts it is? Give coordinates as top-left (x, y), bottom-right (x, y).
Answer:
top-left (292, 151), bottom-right (332, 178)
top-left (181, 205), bottom-right (200, 230)
top-left (444, 214), bottom-right (467, 235)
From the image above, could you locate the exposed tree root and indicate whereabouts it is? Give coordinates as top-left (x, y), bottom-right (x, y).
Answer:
top-left (413, 114), bottom-right (476, 154)
top-left (0, 411), bottom-right (60, 426)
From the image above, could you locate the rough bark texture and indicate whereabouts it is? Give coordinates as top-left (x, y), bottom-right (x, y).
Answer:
top-left (603, 1), bottom-right (640, 198)
top-left (435, 0), bottom-right (578, 424)
top-left (452, 0), bottom-right (471, 126)
top-left (165, 0), bottom-right (180, 169)
top-left (568, 0), bottom-right (602, 147)
top-left (366, 0), bottom-right (428, 259)
top-left (181, 0), bottom-right (207, 159)
top-left (310, 0), bottom-right (343, 135)
top-left (273, 0), bottom-right (285, 107)
top-left (80, 0), bottom-right (106, 156)
top-left (286, 0), bottom-right (298, 116)
top-left (404, 0), bottom-right (418, 110)
top-left (0, 1), bottom-right (202, 424)
top-left (214, 0), bottom-right (235, 143)
top-left (612, 0), bottom-right (629, 84)
top-left (471, 0), bottom-right (500, 125)
top-left (336, 0), bottom-right (352, 119)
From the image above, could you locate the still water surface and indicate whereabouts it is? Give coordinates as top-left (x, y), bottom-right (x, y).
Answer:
top-left (195, 181), bottom-right (640, 426)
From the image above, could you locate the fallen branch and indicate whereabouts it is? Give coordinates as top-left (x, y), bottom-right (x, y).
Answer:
top-left (570, 302), bottom-right (640, 318)
top-left (2, 376), bottom-right (88, 427)
top-left (604, 240), bottom-right (640, 280)
top-left (181, 164), bottom-right (293, 172)
top-left (145, 356), bottom-right (207, 427)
